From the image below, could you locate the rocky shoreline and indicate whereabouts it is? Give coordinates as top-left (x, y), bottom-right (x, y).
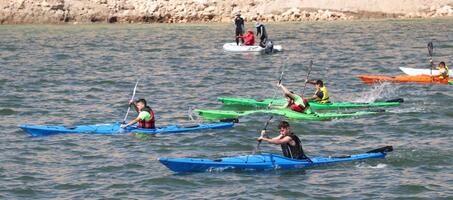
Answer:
top-left (1, 0), bottom-right (452, 24)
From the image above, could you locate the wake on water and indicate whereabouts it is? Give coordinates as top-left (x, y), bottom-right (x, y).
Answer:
top-left (341, 82), bottom-right (426, 113)
top-left (356, 163), bottom-right (387, 169)
top-left (351, 82), bottom-right (399, 103)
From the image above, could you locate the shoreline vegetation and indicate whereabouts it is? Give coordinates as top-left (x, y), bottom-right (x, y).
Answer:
top-left (1, 0), bottom-right (453, 24)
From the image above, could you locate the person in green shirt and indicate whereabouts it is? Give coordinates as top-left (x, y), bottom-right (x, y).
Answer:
top-left (120, 99), bottom-right (155, 129)
top-left (269, 83), bottom-right (312, 114)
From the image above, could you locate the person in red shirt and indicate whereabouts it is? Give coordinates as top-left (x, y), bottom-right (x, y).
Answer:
top-left (237, 30), bottom-right (255, 46)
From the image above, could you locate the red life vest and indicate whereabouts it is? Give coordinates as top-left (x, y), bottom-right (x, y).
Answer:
top-left (138, 107), bottom-right (155, 129)
top-left (239, 33), bottom-right (255, 45)
top-left (288, 98), bottom-right (310, 113)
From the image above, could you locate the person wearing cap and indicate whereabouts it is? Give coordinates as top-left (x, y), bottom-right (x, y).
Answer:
top-left (255, 22), bottom-right (268, 47)
top-left (258, 121), bottom-right (309, 160)
top-left (237, 29), bottom-right (255, 46)
top-left (234, 13), bottom-right (245, 45)
top-left (305, 79), bottom-right (330, 103)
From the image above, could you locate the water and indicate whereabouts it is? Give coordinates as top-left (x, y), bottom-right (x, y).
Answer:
top-left (1, 19), bottom-right (452, 199)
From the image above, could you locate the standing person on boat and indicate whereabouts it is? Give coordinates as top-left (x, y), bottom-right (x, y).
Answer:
top-left (258, 121), bottom-right (309, 160)
top-left (237, 30), bottom-right (255, 46)
top-left (234, 13), bottom-right (245, 45)
top-left (269, 83), bottom-right (312, 114)
top-left (305, 79), bottom-right (330, 103)
top-left (120, 99), bottom-right (155, 129)
top-left (255, 22), bottom-right (268, 47)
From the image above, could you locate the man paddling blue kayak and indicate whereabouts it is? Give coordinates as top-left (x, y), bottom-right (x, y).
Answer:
top-left (258, 121), bottom-right (309, 160)
top-left (121, 99), bottom-right (155, 129)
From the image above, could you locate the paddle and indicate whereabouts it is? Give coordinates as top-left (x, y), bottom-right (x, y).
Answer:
top-left (428, 41), bottom-right (434, 81)
top-left (253, 115), bottom-right (273, 154)
top-left (302, 60), bottom-right (313, 97)
top-left (268, 64), bottom-right (285, 107)
top-left (122, 80), bottom-right (140, 124)
top-left (254, 63), bottom-right (286, 154)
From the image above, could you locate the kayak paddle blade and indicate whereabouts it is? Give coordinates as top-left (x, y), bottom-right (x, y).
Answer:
top-left (366, 146), bottom-right (393, 153)
top-left (385, 98), bottom-right (404, 103)
top-left (220, 118), bottom-right (239, 123)
top-left (427, 41), bottom-right (434, 57)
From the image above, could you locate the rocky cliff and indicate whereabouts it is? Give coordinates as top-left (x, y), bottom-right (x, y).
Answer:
top-left (1, 0), bottom-right (453, 24)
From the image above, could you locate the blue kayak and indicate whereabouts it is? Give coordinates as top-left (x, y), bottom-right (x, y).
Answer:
top-left (159, 146), bottom-right (393, 173)
top-left (19, 122), bottom-right (234, 137)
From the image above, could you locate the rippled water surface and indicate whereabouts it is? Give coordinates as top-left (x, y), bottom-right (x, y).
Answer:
top-left (1, 19), bottom-right (452, 199)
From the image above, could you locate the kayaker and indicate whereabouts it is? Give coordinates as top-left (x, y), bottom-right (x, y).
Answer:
top-left (255, 22), bottom-right (268, 47)
top-left (234, 13), bottom-right (245, 45)
top-left (436, 61), bottom-right (449, 79)
top-left (237, 30), bottom-right (255, 46)
top-left (305, 79), bottom-right (330, 103)
top-left (269, 83), bottom-right (312, 114)
top-left (120, 99), bottom-right (155, 129)
top-left (258, 121), bottom-right (309, 160)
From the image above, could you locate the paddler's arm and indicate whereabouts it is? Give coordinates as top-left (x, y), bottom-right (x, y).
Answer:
top-left (305, 95), bottom-right (317, 101)
top-left (305, 91), bottom-right (320, 101)
top-left (258, 133), bottom-right (291, 145)
top-left (305, 80), bottom-right (317, 85)
top-left (121, 116), bottom-right (140, 128)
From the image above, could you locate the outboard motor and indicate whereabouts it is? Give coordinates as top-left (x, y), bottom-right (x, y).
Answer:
top-left (264, 40), bottom-right (274, 54)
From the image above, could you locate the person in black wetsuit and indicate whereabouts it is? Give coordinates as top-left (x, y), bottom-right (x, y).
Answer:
top-left (255, 22), bottom-right (268, 47)
top-left (258, 121), bottom-right (309, 160)
top-left (234, 13), bottom-right (245, 45)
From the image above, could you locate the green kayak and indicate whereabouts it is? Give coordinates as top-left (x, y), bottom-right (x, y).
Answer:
top-left (194, 108), bottom-right (382, 121)
top-left (218, 97), bottom-right (402, 110)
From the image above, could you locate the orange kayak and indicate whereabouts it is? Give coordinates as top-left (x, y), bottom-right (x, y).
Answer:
top-left (358, 75), bottom-right (453, 85)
